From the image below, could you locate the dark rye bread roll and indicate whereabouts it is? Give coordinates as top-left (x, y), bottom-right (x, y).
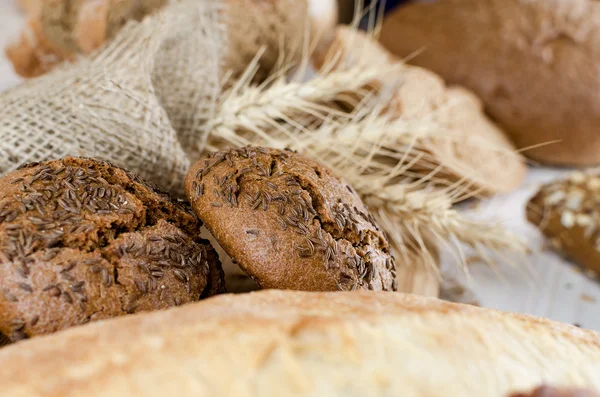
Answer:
top-left (185, 146), bottom-right (396, 292)
top-left (0, 157), bottom-right (223, 342)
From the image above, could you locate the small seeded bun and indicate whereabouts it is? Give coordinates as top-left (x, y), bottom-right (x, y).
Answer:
top-left (0, 157), bottom-right (223, 343)
top-left (527, 172), bottom-right (600, 276)
top-left (185, 146), bottom-right (396, 292)
top-left (380, 0), bottom-right (600, 166)
top-left (313, 27), bottom-right (526, 196)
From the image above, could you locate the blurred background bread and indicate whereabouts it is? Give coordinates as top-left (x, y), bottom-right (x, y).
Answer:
top-left (314, 26), bottom-right (526, 196)
top-left (380, 0), bottom-right (600, 166)
top-left (6, 0), bottom-right (335, 81)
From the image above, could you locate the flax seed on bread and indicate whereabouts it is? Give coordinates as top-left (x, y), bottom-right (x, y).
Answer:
top-left (0, 157), bottom-right (223, 342)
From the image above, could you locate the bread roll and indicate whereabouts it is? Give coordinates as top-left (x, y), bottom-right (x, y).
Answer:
top-left (527, 171), bottom-right (600, 276)
top-left (380, 0), bottom-right (600, 166)
top-left (314, 27), bottom-right (526, 195)
top-left (6, 0), bottom-right (312, 80)
top-left (0, 157), bottom-right (223, 342)
top-left (185, 146), bottom-right (396, 292)
top-left (0, 290), bottom-right (598, 396)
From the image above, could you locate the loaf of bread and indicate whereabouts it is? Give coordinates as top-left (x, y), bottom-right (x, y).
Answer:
top-left (314, 27), bottom-right (526, 195)
top-left (6, 0), bottom-right (321, 80)
top-left (185, 146), bottom-right (396, 292)
top-left (0, 157), bottom-right (223, 343)
top-left (379, 0), bottom-right (600, 166)
top-left (0, 290), bottom-right (597, 396)
top-left (527, 172), bottom-right (600, 276)
top-left (6, 0), bottom-right (168, 77)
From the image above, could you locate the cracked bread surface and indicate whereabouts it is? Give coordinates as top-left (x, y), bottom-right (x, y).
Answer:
top-left (0, 157), bottom-right (223, 342)
top-left (185, 146), bottom-right (396, 292)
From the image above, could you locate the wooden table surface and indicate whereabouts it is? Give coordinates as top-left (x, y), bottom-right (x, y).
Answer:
top-left (0, 2), bottom-right (598, 331)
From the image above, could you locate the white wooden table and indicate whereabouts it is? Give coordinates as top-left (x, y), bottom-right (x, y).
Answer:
top-left (0, 3), bottom-right (598, 330)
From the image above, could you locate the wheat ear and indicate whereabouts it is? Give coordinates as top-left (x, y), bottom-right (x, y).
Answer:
top-left (200, 35), bottom-right (527, 273)
top-left (205, 86), bottom-right (526, 272)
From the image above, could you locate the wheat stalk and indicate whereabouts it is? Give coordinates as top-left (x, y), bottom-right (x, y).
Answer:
top-left (205, 91), bottom-right (526, 272)
top-left (199, 38), bottom-right (526, 275)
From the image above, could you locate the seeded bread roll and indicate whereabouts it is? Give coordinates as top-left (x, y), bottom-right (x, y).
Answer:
top-left (314, 27), bottom-right (526, 195)
top-left (0, 290), bottom-right (598, 396)
top-left (0, 157), bottom-right (223, 343)
top-left (185, 146), bottom-right (396, 292)
top-left (379, 0), bottom-right (600, 166)
top-left (527, 172), bottom-right (600, 276)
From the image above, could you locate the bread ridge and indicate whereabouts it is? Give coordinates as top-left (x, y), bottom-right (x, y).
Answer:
top-left (0, 290), bottom-right (598, 396)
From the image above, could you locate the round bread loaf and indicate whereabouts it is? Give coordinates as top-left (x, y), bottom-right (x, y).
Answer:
top-left (379, 0), bottom-right (600, 166)
top-left (0, 290), bottom-right (598, 396)
top-left (314, 26), bottom-right (526, 195)
top-left (185, 146), bottom-right (397, 292)
top-left (0, 157), bottom-right (223, 342)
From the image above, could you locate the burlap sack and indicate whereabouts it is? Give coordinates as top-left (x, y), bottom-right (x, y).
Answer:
top-left (0, 0), bottom-right (224, 196)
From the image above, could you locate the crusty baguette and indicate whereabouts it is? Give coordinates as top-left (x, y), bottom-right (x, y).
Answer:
top-left (379, 0), bottom-right (600, 166)
top-left (0, 290), bottom-right (598, 396)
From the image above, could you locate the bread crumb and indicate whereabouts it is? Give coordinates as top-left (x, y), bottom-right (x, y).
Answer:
top-left (581, 293), bottom-right (597, 303)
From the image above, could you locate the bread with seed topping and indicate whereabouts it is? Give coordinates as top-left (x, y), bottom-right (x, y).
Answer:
top-left (0, 157), bottom-right (223, 343)
top-left (185, 146), bottom-right (396, 292)
top-left (527, 171), bottom-right (600, 276)
top-left (0, 290), bottom-right (598, 396)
